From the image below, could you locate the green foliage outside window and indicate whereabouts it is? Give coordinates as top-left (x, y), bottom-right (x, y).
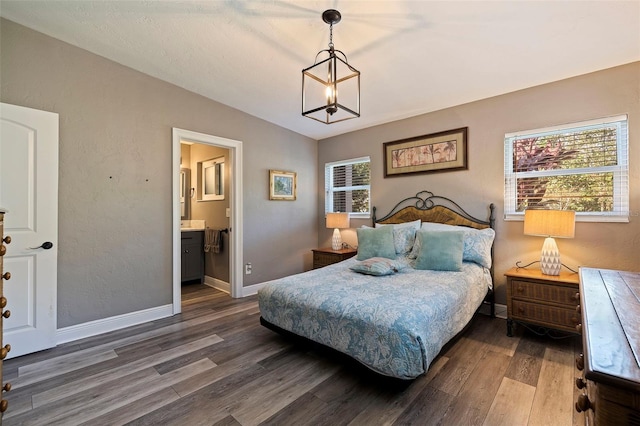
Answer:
top-left (513, 128), bottom-right (617, 212)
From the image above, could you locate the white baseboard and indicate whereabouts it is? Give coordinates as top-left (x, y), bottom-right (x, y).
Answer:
top-left (241, 281), bottom-right (268, 297)
top-left (56, 304), bottom-right (174, 345)
top-left (204, 275), bottom-right (230, 294)
top-left (495, 303), bottom-right (507, 319)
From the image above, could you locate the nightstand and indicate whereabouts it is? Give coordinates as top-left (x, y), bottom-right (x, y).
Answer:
top-left (505, 267), bottom-right (580, 337)
top-left (312, 247), bottom-right (357, 269)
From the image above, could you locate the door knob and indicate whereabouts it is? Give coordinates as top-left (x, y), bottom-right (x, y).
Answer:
top-left (29, 241), bottom-right (53, 250)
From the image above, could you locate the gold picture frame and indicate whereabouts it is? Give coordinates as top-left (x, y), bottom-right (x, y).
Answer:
top-left (269, 170), bottom-right (297, 201)
top-left (383, 127), bottom-right (468, 177)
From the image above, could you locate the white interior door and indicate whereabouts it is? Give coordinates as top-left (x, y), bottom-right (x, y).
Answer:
top-left (0, 103), bottom-right (58, 359)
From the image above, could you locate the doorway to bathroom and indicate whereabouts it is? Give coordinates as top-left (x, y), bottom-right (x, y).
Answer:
top-left (172, 128), bottom-right (243, 315)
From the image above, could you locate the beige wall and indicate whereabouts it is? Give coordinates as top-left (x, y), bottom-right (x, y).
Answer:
top-left (0, 19), bottom-right (318, 327)
top-left (318, 62), bottom-right (640, 304)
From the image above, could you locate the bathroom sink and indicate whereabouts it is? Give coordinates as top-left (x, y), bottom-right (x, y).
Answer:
top-left (180, 219), bottom-right (205, 232)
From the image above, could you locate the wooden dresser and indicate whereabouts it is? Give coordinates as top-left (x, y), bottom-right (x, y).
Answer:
top-left (576, 267), bottom-right (640, 425)
top-left (505, 267), bottom-right (580, 337)
top-left (0, 209), bottom-right (11, 420)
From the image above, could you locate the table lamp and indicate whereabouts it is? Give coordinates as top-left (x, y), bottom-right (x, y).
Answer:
top-left (326, 212), bottom-right (350, 250)
top-left (524, 209), bottom-right (575, 276)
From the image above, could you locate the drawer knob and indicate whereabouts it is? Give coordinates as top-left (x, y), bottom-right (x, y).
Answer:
top-left (517, 286), bottom-right (524, 292)
top-left (575, 377), bottom-right (586, 389)
top-left (576, 323), bottom-right (582, 334)
top-left (575, 305), bottom-right (581, 314)
top-left (573, 292), bottom-right (580, 301)
top-left (576, 353), bottom-right (584, 371)
top-left (2, 310), bottom-right (10, 319)
top-left (575, 394), bottom-right (592, 412)
top-left (1, 272), bottom-right (10, 281)
top-left (0, 399), bottom-right (7, 413)
top-left (0, 245), bottom-right (5, 257)
top-left (3, 382), bottom-right (10, 392)
top-left (2, 236), bottom-right (10, 244)
top-left (518, 306), bottom-right (524, 314)
top-left (0, 297), bottom-right (6, 308)
top-left (0, 344), bottom-right (10, 360)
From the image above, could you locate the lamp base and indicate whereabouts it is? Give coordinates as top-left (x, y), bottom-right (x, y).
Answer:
top-left (331, 228), bottom-right (342, 250)
top-left (540, 237), bottom-right (561, 276)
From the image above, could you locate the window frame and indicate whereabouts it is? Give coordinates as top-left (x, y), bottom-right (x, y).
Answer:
top-left (325, 156), bottom-right (371, 219)
top-left (504, 114), bottom-right (629, 223)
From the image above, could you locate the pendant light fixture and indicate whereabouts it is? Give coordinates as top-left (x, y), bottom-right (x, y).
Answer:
top-left (302, 9), bottom-right (360, 124)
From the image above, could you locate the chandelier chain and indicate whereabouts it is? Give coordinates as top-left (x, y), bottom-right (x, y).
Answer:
top-left (328, 22), bottom-right (334, 50)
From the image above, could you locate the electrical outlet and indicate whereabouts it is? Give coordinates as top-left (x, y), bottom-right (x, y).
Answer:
top-left (245, 263), bottom-right (252, 275)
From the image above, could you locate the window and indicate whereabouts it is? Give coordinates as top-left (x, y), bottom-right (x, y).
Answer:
top-left (325, 156), bottom-right (371, 218)
top-left (504, 115), bottom-right (628, 222)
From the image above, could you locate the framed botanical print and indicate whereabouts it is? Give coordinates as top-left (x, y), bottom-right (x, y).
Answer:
top-left (383, 127), bottom-right (468, 177)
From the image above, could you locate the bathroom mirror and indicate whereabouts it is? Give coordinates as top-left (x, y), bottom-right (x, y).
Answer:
top-left (201, 157), bottom-right (224, 201)
top-left (180, 168), bottom-right (191, 220)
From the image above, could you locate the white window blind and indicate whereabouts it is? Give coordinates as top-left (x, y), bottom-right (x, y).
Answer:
top-left (504, 115), bottom-right (629, 222)
top-left (325, 156), bottom-right (371, 218)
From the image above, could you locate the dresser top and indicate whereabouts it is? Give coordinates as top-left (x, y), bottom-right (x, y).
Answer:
top-left (580, 267), bottom-right (640, 391)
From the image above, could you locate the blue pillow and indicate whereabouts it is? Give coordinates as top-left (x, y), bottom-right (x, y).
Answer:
top-left (350, 257), bottom-right (399, 276)
top-left (356, 226), bottom-right (396, 260)
top-left (414, 230), bottom-right (464, 271)
top-left (414, 222), bottom-right (495, 268)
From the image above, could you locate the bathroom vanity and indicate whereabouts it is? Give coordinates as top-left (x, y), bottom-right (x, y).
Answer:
top-left (181, 230), bottom-right (204, 283)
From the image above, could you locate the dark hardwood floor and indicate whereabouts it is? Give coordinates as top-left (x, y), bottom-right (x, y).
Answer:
top-left (2, 284), bottom-right (584, 425)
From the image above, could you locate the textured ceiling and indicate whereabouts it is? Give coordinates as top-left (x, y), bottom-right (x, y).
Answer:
top-left (1, 1), bottom-right (639, 140)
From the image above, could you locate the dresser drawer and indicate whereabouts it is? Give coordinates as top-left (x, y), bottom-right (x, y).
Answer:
top-left (510, 279), bottom-right (579, 307)
top-left (511, 299), bottom-right (580, 332)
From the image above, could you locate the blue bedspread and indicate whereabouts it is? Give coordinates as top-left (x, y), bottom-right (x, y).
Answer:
top-left (258, 257), bottom-right (491, 379)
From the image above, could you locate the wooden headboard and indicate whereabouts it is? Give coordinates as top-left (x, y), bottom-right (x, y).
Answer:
top-left (372, 190), bottom-right (495, 230)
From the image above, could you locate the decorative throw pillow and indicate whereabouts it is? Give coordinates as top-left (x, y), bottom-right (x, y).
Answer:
top-left (419, 222), bottom-right (495, 268)
top-left (375, 220), bottom-right (420, 255)
top-left (350, 257), bottom-right (400, 276)
top-left (356, 226), bottom-right (396, 260)
top-left (414, 230), bottom-right (464, 271)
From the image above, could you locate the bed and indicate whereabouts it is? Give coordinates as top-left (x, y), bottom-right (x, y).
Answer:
top-left (258, 190), bottom-right (495, 379)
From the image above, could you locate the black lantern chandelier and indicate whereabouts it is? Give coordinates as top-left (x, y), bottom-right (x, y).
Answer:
top-left (302, 9), bottom-right (360, 124)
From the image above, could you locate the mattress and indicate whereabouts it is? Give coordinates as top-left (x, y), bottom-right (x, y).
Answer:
top-left (258, 257), bottom-right (491, 379)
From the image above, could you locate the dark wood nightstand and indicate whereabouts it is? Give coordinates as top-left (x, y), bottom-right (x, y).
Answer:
top-left (312, 247), bottom-right (357, 269)
top-left (505, 267), bottom-right (580, 337)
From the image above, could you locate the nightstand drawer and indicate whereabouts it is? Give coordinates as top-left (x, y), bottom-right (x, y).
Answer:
top-left (510, 279), bottom-right (579, 307)
top-left (511, 299), bottom-right (580, 331)
top-left (313, 252), bottom-right (339, 268)
top-left (312, 248), bottom-right (357, 269)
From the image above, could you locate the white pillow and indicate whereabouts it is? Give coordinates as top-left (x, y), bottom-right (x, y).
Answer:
top-left (375, 220), bottom-right (420, 255)
top-left (415, 222), bottom-right (495, 268)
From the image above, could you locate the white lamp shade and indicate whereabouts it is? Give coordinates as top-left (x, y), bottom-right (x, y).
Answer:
top-left (326, 212), bottom-right (350, 229)
top-left (523, 209), bottom-right (575, 238)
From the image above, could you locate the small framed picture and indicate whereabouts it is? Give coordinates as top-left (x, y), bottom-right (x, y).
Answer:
top-left (269, 170), bottom-right (297, 201)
